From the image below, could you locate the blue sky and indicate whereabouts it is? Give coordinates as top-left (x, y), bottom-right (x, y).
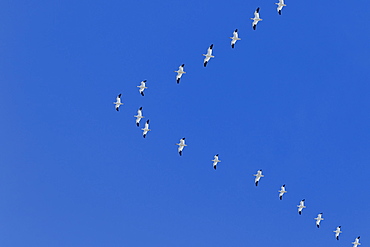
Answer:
top-left (1, 0), bottom-right (370, 246)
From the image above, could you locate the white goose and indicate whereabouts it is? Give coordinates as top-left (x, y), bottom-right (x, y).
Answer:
top-left (137, 80), bottom-right (148, 96)
top-left (203, 44), bottom-right (214, 67)
top-left (142, 120), bottom-right (151, 138)
top-left (134, 107), bottom-right (144, 127)
top-left (314, 213), bottom-right (324, 228)
top-left (352, 236), bottom-right (361, 247)
top-left (278, 184), bottom-right (287, 200)
top-left (176, 138), bottom-right (187, 156)
top-left (275, 0), bottom-right (286, 15)
top-left (333, 226), bottom-right (342, 240)
top-left (253, 169), bottom-right (264, 186)
top-left (174, 64), bottom-right (186, 84)
top-left (250, 7), bottom-right (262, 30)
top-left (297, 199), bottom-right (306, 215)
top-left (230, 29), bottom-right (241, 48)
top-left (113, 93), bottom-right (124, 111)
top-left (212, 154), bottom-right (221, 170)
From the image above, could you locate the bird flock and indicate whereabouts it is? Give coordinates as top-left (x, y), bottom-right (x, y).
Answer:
top-left (112, 2), bottom-right (361, 246)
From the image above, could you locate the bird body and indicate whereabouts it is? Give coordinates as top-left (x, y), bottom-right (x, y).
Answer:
top-left (314, 213), bottom-right (324, 228)
top-left (113, 94), bottom-right (124, 111)
top-left (275, 0), bottom-right (286, 15)
top-left (333, 226), bottom-right (342, 240)
top-left (176, 138), bottom-right (187, 156)
top-left (174, 64), bottom-right (186, 84)
top-left (134, 107), bottom-right (144, 127)
top-left (278, 184), bottom-right (287, 200)
top-left (253, 170), bottom-right (264, 186)
top-left (212, 154), bottom-right (221, 170)
top-left (142, 120), bottom-right (151, 138)
top-left (203, 44), bottom-right (214, 67)
top-left (137, 80), bottom-right (148, 96)
top-left (297, 199), bottom-right (306, 215)
top-left (230, 29), bottom-right (241, 48)
top-left (250, 7), bottom-right (263, 30)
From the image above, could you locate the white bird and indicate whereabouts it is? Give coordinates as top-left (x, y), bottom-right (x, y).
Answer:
top-left (176, 138), bottom-right (187, 156)
top-left (275, 0), bottom-right (286, 15)
top-left (253, 169), bottom-right (264, 186)
top-left (250, 7), bottom-right (263, 30)
top-left (278, 184), bottom-right (287, 200)
top-left (297, 199), bottom-right (306, 215)
top-left (142, 119), bottom-right (150, 138)
top-left (113, 93), bottom-right (124, 111)
top-left (134, 107), bottom-right (144, 127)
top-left (333, 226), bottom-right (342, 240)
top-left (352, 236), bottom-right (361, 247)
top-left (137, 80), bottom-right (148, 96)
top-left (174, 64), bottom-right (186, 84)
top-left (203, 44), bottom-right (214, 67)
top-left (230, 29), bottom-right (241, 48)
top-left (314, 213), bottom-right (324, 228)
top-left (212, 154), bottom-right (221, 170)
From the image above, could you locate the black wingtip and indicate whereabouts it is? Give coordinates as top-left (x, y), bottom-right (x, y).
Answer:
top-left (143, 134), bottom-right (146, 138)
top-left (182, 137), bottom-right (185, 140)
top-left (141, 92), bottom-right (144, 96)
top-left (116, 108), bottom-right (119, 111)
top-left (255, 181), bottom-right (258, 186)
top-left (139, 107), bottom-right (142, 110)
top-left (204, 61), bottom-right (207, 67)
top-left (143, 80), bottom-right (147, 82)
top-left (280, 196), bottom-right (282, 200)
top-left (253, 25), bottom-right (256, 30)
top-left (278, 10), bottom-right (281, 15)
top-left (146, 120), bottom-right (149, 124)
top-left (317, 225), bottom-right (320, 228)
top-left (136, 123), bottom-right (139, 127)
top-left (235, 29), bottom-right (238, 32)
top-left (177, 78), bottom-right (180, 84)
top-left (210, 44), bottom-right (213, 48)
top-left (214, 166), bottom-right (216, 170)
top-left (336, 236), bottom-right (339, 240)
top-left (299, 211), bottom-right (302, 215)
top-left (179, 151), bottom-right (182, 156)
top-left (118, 93), bottom-right (122, 97)
top-left (256, 7), bottom-right (260, 12)
top-left (182, 64), bottom-right (185, 67)
top-left (231, 44), bottom-right (234, 48)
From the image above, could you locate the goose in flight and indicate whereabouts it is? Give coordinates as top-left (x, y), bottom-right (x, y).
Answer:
top-left (113, 93), bottom-right (124, 111)
top-left (142, 120), bottom-right (151, 138)
top-left (352, 236), bottom-right (361, 247)
top-left (333, 226), bottom-right (342, 240)
top-left (134, 107), bottom-right (144, 127)
top-left (203, 44), bottom-right (214, 67)
top-left (250, 7), bottom-right (262, 30)
top-left (253, 169), bottom-right (264, 186)
top-left (174, 64), bottom-right (186, 84)
top-left (314, 213), bottom-right (324, 228)
top-left (176, 138), bottom-right (187, 156)
top-left (230, 29), bottom-right (241, 48)
top-left (212, 154), bottom-right (221, 170)
top-left (137, 80), bottom-right (148, 96)
top-left (297, 199), bottom-right (306, 215)
top-left (275, 0), bottom-right (286, 15)
top-left (278, 184), bottom-right (287, 200)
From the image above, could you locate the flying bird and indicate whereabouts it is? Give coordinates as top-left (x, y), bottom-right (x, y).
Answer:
top-left (176, 138), bottom-right (187, 156)
top-left (137, 80), bottom-right (148, 96)
top-left (203, 44), bottom-right (214, 67)
top-left (250, 7), bottom-right (263, 30)
top-left (333, 226), bottom-right (342, 240)
top-left (253, 170), bottom-right (264, 186)
top-left (142, 120), bottom-right (151, 138)
top-left (134, 107), bottom-right (144, 127)
top-left (314, 213), bottom-right (324, 228)
top-left (275, 0), bottom-right (286, 15)
top-left (230, 29), bottom-right (241, 48)
top-left (352, 236), bottom-right (361, 247)
top-left (174, 64), bottom-right (186, 84)
top-left (297, 199), bottom-right (306, 215)
top-left (113, 93), bottom-right (124, 111)
top-left (278, 184), bottom-right (287, 200)
top-left (212, 154), bottom-right (221, 170)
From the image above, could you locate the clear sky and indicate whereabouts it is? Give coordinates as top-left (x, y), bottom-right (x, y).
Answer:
top-left (1, 0), bottom-right (370, 246)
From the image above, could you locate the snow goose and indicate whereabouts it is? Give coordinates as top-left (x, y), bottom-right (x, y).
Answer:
top-left (203, 44), bottom-right (214, 67)
top-left (278, 184), bottom-right (287, 200)
top-left (212, 154), bottom-right (221, 170)
top-left (333, 226), bottom-right (342, 240)
top-left (230, 29), bottom-right (241, 48)
top-left (253, 169), bottom-right (264, 186)
top-left (142, 120), bottom-right (151, 138)
top-left (275, 0), bottom-right (286, 15)
top-left (134, 107), bottom-right (144, 127)
top-left (176, 138), bottom-right (187, 156)
top-left (297, 199), bottom-right (306, 215)
top-left (314, 213), bottom-right (324, 228)
top-left (113, 93), bottom-right (124, 111)
top-left (352, 236), bottom-right (361, 247)
top-left (174, 64), bottom-right (186, 84)
top-left (250, 7), bottom-right (262, 30)
top-left (137, 80), bottom-right (148, 96)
